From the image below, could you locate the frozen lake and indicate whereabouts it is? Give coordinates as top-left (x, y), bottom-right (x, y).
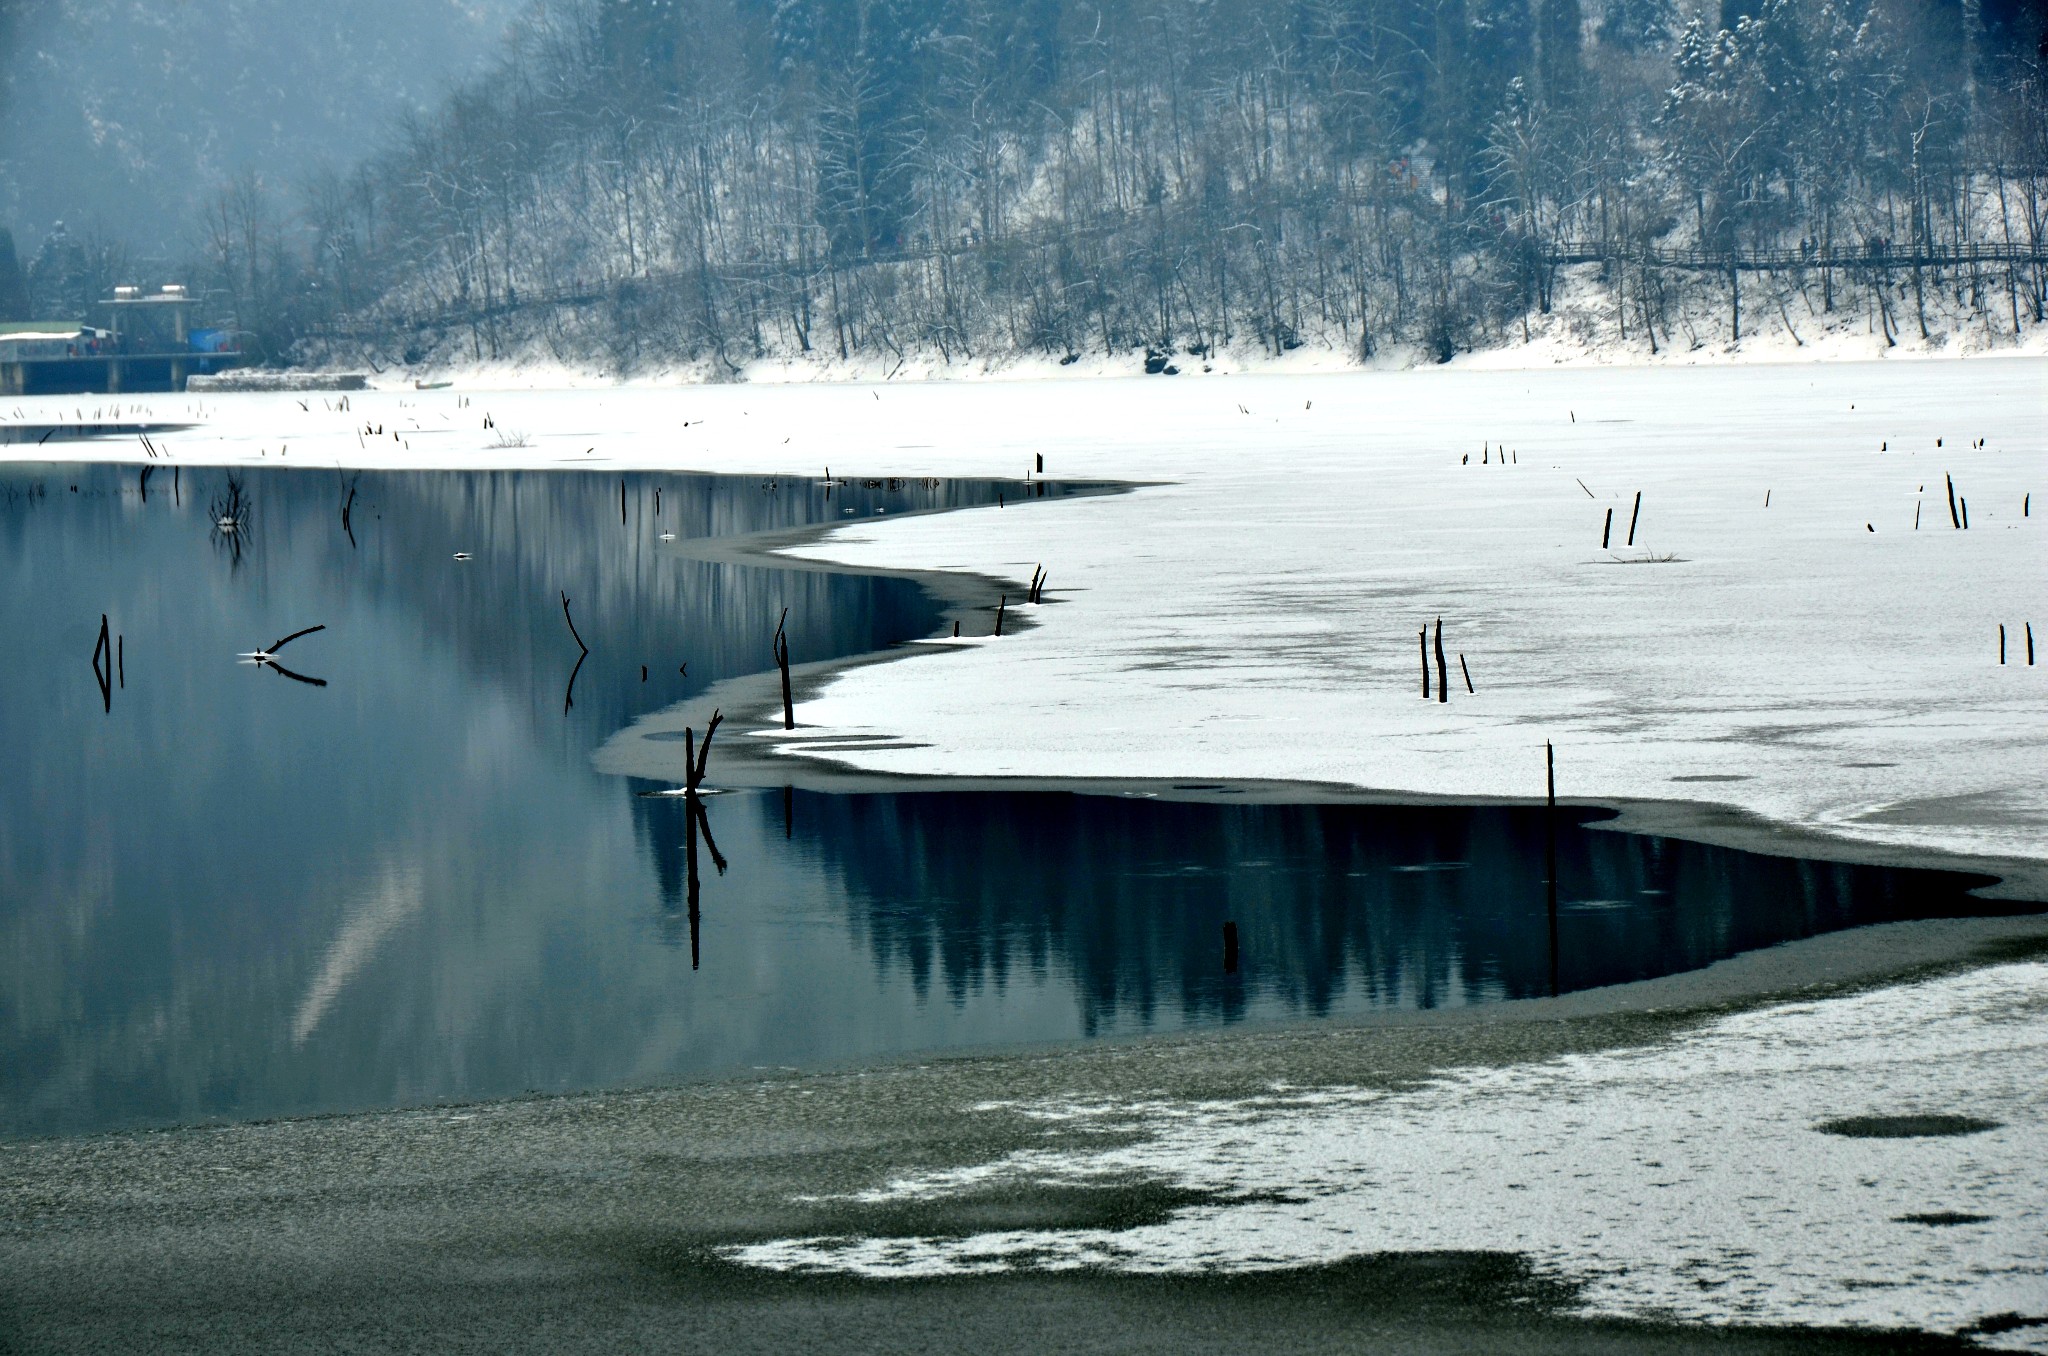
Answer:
top-left (0, 458), bottom-right (2032, 1139)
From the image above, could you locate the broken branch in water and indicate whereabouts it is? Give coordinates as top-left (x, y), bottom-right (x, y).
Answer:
top-left (690, 797), bottom-right (728, 875)
top-left (263, 660), bottom-right (328, 688)
top-left (684, 708), bottom-right (725, 796)
top-left (563, 650), bottom-right (586, 715)
top-left (238, 624), bottom-right (330, 686)
top-left (92, 615), bottom-right (111, 713)
top-left (265, 623), bottom-right (325, 654)
top-left (694, 709), bottom-right (723, 789)
top-left (560, 591), bottom-right (589, 656)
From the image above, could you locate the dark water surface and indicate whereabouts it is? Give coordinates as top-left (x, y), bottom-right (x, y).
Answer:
top-left (0, 462), bottom-right (2022, 1139)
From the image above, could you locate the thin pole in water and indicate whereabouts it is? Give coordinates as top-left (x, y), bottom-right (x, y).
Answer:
top-left (1460, 653), bottom-right (1474, 694)
top-left (1545, 740), bottom-right (1559, 997)
top-left (1222, 921), bottom-right (1239, 975)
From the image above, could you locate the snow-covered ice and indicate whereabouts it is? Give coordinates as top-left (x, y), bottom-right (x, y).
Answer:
top-left (731, 959), bottom-right (2048, 1349)
top-left (7, 359), bottom-right (2042, 872)
top-left (752, 360), bottom-right (2044, 874)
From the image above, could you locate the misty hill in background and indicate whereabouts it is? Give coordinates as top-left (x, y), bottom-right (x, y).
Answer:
top-left (0, 0), bottom-right (528, 262)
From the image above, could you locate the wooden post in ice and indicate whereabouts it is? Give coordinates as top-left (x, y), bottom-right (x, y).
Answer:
top-left (1626, 492), bottom-right (1642, 547)
top-left (2001, 625), bottom-right (2007, 664)
top-left (1947, 475), bottom-right (1961, 529)
top-left (1433, 618), bottom-right (1448, 705)
top-left (1420, 629), bottom-right (1431, 699)
top-left (1602, 507), bottom-right (1612, 550)
top-left (995, 595), bottom-right (1007, 637)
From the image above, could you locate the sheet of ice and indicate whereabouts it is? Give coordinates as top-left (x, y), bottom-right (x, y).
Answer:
top-left (765, 360), bottom-right (2046, 871)
top-left (7, 360), bottom-right (2042, 868)
top-left (730, 960), bottom-right (2048, 1349)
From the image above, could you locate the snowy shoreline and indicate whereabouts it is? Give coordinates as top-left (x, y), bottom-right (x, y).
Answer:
top-left (6, 357), bottom-right (2042, 883)
top-left (338, 296), bottom-right (2048, 390)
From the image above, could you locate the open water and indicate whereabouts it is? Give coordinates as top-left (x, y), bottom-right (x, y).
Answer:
top-left (0, 461), bottom-right (2023, 1138)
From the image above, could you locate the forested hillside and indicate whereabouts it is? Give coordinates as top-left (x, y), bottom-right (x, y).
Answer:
top-left (187, 0), bottom-right (2048, 367)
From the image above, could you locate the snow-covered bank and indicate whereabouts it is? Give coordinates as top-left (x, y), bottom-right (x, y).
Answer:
top-left (732, 958), bottom-right (2048, 1350)
top-left (288, 250), bottom-right (2045, 390)
top-left (332, 263), bottom-right (2048, 389)
top-left (5, 359), bottom-right (2042, 875)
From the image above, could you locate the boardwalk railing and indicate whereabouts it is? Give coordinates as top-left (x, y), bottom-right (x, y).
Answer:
top-left (1540, 240), bottom-right (2048, 271)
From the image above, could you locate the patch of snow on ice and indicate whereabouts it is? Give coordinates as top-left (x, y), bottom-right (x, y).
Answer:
top-left (731, 962), bottom-right (2048, 1349)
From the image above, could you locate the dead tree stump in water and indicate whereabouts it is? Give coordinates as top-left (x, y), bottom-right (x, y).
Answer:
top-left (773, 609), bottom-right (793, 729)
